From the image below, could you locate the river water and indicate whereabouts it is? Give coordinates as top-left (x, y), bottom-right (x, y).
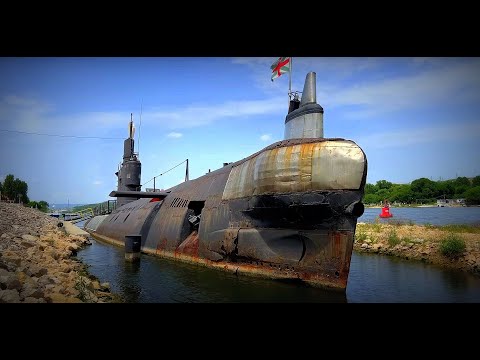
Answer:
top-left (75, 207), bottom-right (480, 303)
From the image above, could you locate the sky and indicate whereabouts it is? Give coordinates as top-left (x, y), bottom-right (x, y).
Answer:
top-left (0, 57), bottom-right (479, 205)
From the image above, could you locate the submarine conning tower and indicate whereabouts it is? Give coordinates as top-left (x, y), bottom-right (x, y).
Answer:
top-left (284, 71), bottom-right (324, 139)
top-left (115, 113), bottom-right (141, 208)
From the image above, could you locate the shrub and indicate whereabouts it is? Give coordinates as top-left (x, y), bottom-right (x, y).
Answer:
top-left (356, 231), bottom-right (367, 242)
top-left (440, 233), bottom-right (466, 258)
top-left (387, 229), bottom-right (401, 247)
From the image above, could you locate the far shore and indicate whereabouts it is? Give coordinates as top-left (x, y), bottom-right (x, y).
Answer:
top-left (365, 204), bottom-right (476, 208)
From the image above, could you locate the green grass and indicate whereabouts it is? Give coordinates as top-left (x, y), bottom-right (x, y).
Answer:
top-left (390, 219), bottom-right (415, 226)
top-left (387, 229), bottom-right (401, 247)
top-left (356, 231), bottom-right (368, 242)
top-left (439, 224), bottom-right (480, 234)
top-left (440, 233), bottom-right (466, 258)
top-left (372, 218), bottom-right (382, 233)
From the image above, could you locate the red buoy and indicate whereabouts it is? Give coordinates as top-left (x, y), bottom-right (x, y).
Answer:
top-left (379, 206), bottom-right (393, 218)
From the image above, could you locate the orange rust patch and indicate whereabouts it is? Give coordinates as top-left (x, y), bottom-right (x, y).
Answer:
top-left (175, 231), bottom-right (199, 258)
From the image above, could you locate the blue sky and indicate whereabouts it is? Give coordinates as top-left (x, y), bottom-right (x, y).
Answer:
top-left (1, 57), bottom-right (479, 205)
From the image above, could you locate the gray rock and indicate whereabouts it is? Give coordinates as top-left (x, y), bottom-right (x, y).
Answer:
top-left (23, 297), bottom-right (46, 303)
top-left (22, 234), bottom-right (39, 242)
top-left (20, 282), bottom-right (44, 299)
top-left (0, 269), bottom-right (9, 277)
top-left (20, 241), bottom-right (35, 248)
top-left (0, 289), bottom-right (21, 303)
top-left (37, 275), bottom-right (55, 287)
top-left (25, 265), bottom-right (48, 277)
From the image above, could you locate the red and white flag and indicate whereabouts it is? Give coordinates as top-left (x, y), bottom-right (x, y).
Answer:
top-left (270, 57), bottom-right (291, 81)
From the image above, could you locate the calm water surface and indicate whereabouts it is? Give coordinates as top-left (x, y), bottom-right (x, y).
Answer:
top-left (360, 206), bottom-right (480, 225)
top-left (75, 207), bottom-right (480, 303)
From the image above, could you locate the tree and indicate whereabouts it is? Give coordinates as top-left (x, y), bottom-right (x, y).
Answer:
top-left (13, 178), bottom-right (29, 204)
top-left (38, 201), bottom-right (49, 212)
top-left (454, 176), bottom-right (471, 187)
top-left (2, 174), bottom-right (15, 201)
top-left (464, 186), bottom-right (480, 205)
top-left (376, 180), bottom-right (393, 190)
top-left (389, 184), bottom-right (414, 203)
top-left (436, 181), bottom-right (455, 198)
top-left (472, 176), bottom-right (480, 187)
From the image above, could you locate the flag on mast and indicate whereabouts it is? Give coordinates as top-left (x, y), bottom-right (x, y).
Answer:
top-left (270, 57), bottom-right (291, 81)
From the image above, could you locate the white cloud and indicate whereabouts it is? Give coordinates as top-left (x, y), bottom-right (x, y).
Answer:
top-left (93, 180), bottom-right (102, 185)
top-left (356, 121), bottom-right (480, 149)
top-left (232, 57), bottom-right (480, 118)
top-left (260, 134), bottom-right (271, 141)
top-left (167, 132), bottom-right (183, 138)
top-left (144, 97), bottom-right (286, 129)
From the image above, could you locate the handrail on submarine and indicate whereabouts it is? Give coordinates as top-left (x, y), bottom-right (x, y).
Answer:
top-left (109, 190), bottom-right (170, 199)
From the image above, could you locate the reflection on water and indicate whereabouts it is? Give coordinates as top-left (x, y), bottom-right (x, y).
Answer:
top-left (78, 237), bottom-right (347, 303)
top-left (75, 213), bottom-right (480, 303)
top-left (76, 236), bottom-right (480, 303)
top-left (346, 253), bottom-right (480, 303)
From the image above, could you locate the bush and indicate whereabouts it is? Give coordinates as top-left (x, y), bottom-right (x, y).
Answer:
top-left (440, 233), bottom-right (466, 258)
top-left (356, 231), bottom-right (367, 242)
top-left (387, 229), bottom-right (401, 247)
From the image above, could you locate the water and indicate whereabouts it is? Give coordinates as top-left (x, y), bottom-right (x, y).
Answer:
top-left (75, 207), bottom-right (480, 303)
top-left (359, 206), bottom-right (480, 226)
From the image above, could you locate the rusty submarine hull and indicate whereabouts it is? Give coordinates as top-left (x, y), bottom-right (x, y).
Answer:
top-left (84, 72), bottom-right (367, 291)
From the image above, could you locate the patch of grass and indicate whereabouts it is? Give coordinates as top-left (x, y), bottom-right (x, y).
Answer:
top-left (440, 233), bottom-right (466, 258)
top-left (440, 224), bottom-right (480, 234)
top-left (390, 219), bottom-right (415, 226)
top-left (75, 276), bottom-right (92, 302)
top-left (424, 222), bottom-right (434, 229)
top-left (356, 231), bottom-right (368, 242)
top-left (371, 218), bottom-right (382, 233)
top-left (387, 229), bottom-right (401, 247)
top-left (401, 236), bottom-right (413, 244)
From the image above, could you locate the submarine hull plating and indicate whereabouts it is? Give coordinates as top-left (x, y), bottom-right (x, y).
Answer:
top-left (85, 138), bottom-right (367, 291)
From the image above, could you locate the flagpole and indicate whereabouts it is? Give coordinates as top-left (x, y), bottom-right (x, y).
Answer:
top-left (289, 57), bottom-right (292, 102)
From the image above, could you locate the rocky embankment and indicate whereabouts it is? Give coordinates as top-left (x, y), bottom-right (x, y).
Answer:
top-left (0, 202), bottom-right (121, 303)
top-left (354, 222), bottom-right (480, 275)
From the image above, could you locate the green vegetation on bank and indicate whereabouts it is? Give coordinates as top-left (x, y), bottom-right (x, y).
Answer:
top-left (0, 173), bottom-right (49, 212)
top-left (440, 234), bottom-right (466, 258)
top-left (364, 176), bottom-right (480, 206)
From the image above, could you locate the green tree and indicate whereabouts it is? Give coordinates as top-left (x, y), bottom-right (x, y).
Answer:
top-left (2, 174), bottom-right (15, 201)
top-left (436, 181), bottom-right (455, 198)
top-left (13, 178), bottom-right (29, 204)
top-left (471, 176), bottom-right (480, 187)
top-left (464, 186), bottom-right (480, 205)
top-left (454, 176), bottom-right (471, 187)
top-left (364, 183), bottom-right (376, 195)
top-left (389, 184), bottom-right (414, 203)
top-left (376, 180), bottom-right (393, 190)
top-left (363, 193), bottom-right (382, 205)
top-left (38, 201), bottom-right (49, 212)
top-left (411, 177), bottom-right (437, 201)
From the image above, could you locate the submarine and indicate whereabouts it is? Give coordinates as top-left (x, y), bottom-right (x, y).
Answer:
top-left (84, 71), bottom-right (367, 291)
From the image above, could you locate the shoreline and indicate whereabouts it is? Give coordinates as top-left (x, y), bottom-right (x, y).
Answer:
top-left (354, 222), bottom-right (480, 276)
top-left (2, 202), bottom-right (479, 302)
top-left (0, 202), bottom-right (122, 303)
